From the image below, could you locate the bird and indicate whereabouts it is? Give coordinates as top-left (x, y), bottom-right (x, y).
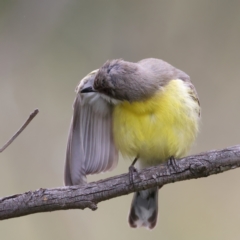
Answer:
top-left (64, 58), bottom-right (200, 229)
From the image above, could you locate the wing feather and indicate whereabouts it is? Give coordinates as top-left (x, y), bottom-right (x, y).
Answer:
top-left (64, 71), bottom-right (119, 186)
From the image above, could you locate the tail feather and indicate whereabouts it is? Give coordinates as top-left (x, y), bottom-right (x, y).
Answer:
top-left (128, 187), bottom-right (158, 229)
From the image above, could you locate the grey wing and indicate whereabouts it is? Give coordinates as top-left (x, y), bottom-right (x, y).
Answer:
top-left (177, 71), bottom-right (201, 117)
top-left (64, 72), bottom-right (118, 186)
top-left (179, 74), bottom-right (201, 117)
top-left (187, 81), bottom-right (201, 117)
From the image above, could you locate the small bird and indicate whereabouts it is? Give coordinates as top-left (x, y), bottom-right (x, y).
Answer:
top-left (64, 58), bottom-right (200, 229)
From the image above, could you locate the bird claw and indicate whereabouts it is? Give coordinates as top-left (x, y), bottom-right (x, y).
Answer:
top-left (167, 156), bottom-right (182, 173)
top-left (129, 165), bottom-right (139, 185)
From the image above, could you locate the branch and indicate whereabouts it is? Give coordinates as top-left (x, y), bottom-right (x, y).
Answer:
top-left (1, 145), bottom-right (240, 220)
top-left (0, 109), bottom-right (39, 153)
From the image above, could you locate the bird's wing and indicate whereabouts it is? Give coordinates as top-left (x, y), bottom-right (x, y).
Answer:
top-left (138, 58), bottom-right (201, 116)
top-left (187, 82), bottom-right (201, 117)
top-left (64, 70), bottom-right (118, 186)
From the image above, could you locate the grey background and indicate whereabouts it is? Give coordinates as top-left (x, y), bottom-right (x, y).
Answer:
top-left (0, 1), bottom-right (240, 239)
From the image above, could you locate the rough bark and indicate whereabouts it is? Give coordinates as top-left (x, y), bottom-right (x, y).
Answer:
top-left (1, 145), bottom-right (240, 220)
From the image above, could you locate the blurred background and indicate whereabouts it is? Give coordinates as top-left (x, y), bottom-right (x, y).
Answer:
top-left (1, 0), bottom-right (240, 239)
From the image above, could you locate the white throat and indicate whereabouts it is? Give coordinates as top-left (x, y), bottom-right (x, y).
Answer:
top-left (99, 93), bottom-right (122, 105)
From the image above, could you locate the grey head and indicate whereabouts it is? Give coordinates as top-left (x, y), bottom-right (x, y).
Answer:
top-left (93, 59), bottom-right (160, 102)
top-left (82, 58), bottom-right (191, 102)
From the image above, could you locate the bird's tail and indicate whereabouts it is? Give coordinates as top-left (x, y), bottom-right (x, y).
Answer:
top-left (128, 187), bottom-right (158, 229)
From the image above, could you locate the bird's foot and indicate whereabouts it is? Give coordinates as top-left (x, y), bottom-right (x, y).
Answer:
top-left (129, 165), bottom-right (139, 185)
top-left (128, 156), bottom-right (139, 185)
top-left (167, 156), bottom-right (183, 173)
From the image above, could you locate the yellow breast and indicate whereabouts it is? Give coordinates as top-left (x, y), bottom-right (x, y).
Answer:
top-left (113, 79), bottom-right (200, 166)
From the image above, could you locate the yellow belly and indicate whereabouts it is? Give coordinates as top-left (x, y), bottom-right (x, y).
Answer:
top-left (113, 79), bottom-right (200, 167)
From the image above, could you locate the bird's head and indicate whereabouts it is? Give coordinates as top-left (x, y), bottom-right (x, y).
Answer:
top-left (80, 59), bottom-right (161, 103)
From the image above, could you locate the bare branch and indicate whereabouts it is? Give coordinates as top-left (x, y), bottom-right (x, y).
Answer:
top-left (0, 145), bottom-right (240, 220)
top-left (0, 109), bottom-right (39, 153)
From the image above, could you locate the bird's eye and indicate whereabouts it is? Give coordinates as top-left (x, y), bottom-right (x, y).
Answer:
top-left (105, 88), bottom-right (111, 94)
top-left (104, 88), bottom-right (114, 96)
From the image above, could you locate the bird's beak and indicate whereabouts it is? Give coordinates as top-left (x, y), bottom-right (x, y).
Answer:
top-left (80, 86), bottom-right (96, 93)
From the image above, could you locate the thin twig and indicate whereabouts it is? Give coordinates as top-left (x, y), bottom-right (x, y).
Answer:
top-left (0, 109), bottom-right (39, 153)
top-left (0, 144), bottom-right (240, 220)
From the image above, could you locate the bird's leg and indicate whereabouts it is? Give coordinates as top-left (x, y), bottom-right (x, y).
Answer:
top-left (129, 156), bottom-right (139, 185)
top-left (167, 156), bottom-right (182, 173)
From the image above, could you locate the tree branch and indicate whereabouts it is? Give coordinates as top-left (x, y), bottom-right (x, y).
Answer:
top-left (1, 145), bottom-right (240, 220)
top-left (0, 109), bottom-right (39, 153)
